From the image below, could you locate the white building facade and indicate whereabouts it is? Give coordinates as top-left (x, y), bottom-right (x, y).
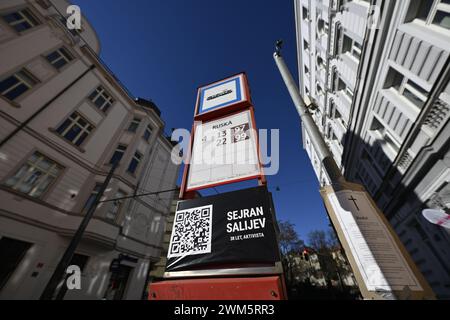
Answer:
top-left (295, 0), bottom-right (450, 298)
top-left (0, 0), bottom-right (179, 299)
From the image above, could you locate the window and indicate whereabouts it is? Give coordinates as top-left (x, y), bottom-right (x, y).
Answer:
top-left (127, 152), bottom-right (142, 174)
top-left (317, 18), bottom-right (325, 34)
top-left (317, 55), bottom-right (325, 69)
top-left (340, 34), bottom-right (362, 61)
top-left (4, 152), bottom-right (62, 198)
top-left (302, 7), bottom-right (309, 21)
top-left (342, 34), bottom-right (352, 53)
top-left (385, 68), bottom-right (428, 108)
top-left (303, 39), bottom-right (309, 51)
top-left (384, 67), bottom-right (404, 90)
top-left (45, 47), bottom-right (73, 70)
top-left (109, 145), bottom-right (127, 165)
top-left (127, 118), bottom-right (141, 133)
top-left (56, 112), bottom-right (94, 146)
top-left (407, 0), bottom-right (450, 30)
top-left (82, 183), bottom-right (102, 212)
top-left (316, 83), bottom-right (324, 95)
top-left (433, 9), bottom-right (450, 29)
top-left (143, 125), bottom-right (152, 142)
top-left (0, 69), bottom-right (38, 101)
top-left (337, 78), bottom-right (346, 91)
top-left (403, 81), bottom-right (427, 108)
top-left (88, 86), bottom-right (114, 112)
top-left (1, 8), bottom-right (39, 32)
top-left (352, 42), bottom-right (362, 60)
top-left (106, 190), bottom-right (126, 221)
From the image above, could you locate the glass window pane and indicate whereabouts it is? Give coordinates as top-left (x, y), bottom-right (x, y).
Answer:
top-left (4, 164), bottom-right (30, 188)
top-left (56, 118), bottom-right (72, 134)
top-left (38, 158), bottom-right (53, 171)
top-left (64, 126), bottom-right (82, 142)
top-left (13, 21), bottom-right (32, 32)
top-left (128, 122), bottom-right (138, 132)
top-left (19, 170), bottom-right (42, 193)
top-left (76, 132), bottom-right (88, 146)
top-left (2, 12), bottom-right (22, 23)
top-left (21, 9), bottom-right (39, 26)
top-left (432, 10), bottom-right (450, 29)
top-left (77, 117), bottom-right (87, 127)
top-left (143, 129), bottom-right (151, 141)
top-left (4, 83), bottom-right (29, 100)
top-left (102, 102), bottom-right (111, 112)
top-left (46, 51), bottom-right (60, 62)
top-left (0, 75), bottom-right (19, 93)
top-left (30, 175), bottom-right (53, 197)
top-left (110, 152), bottom-right (124, 165)
top-left (127, 159), bottom-right (138, 173)
top-left (404, 88), bottom-right (425, 108)
top-left (88, 90), bottom-right (98, 101)
top-left (52, 58), bottom-right (67, 70)
top-left (94, 96), bottom-right (106, 109)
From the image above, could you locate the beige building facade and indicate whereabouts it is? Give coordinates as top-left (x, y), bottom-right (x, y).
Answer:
top-left (0, 0), bottom-right (179, 299)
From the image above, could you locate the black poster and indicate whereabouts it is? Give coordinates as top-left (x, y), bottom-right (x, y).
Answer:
top-left (166, 186), bottom-right (280, 272)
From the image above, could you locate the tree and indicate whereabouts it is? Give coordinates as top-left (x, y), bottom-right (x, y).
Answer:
top-left (307, 229), bottom-right (353, 291)
top-left (278, 220), bottom-right (304, 287)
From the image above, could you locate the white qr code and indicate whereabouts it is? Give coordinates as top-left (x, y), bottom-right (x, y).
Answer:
top-left (167, 204), bottom-right (213, 258)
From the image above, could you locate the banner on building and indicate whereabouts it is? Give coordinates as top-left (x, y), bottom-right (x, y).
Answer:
top-left (186, 109), bottom-right (262, 191)
top-left (166, 186), bottom-right (280, 272)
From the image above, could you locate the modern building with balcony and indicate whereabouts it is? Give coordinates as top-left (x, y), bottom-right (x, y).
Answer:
top-left (295, 0), bottom-right (450, 298)
top-left (0, 0), bottom-right (180, 299)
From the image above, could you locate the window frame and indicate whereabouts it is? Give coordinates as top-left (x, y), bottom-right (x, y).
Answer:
top-left (82, 183), bottom-right (103, 213)
top-left (45, 47), bottom-right (74, 70)
top-left (0, 68), bottom-right (39, 102)
top-left (127, 117), bottom-right (141, 133)
top-left (1, 7), bottom-right (40, 33)
top-left (143, 125), bottom-right (153, 142)
top-left (385, 67), bottom-right (428, 109)
top-left (87, 85), bottom-right (115, 113)
top-left (3, 151), bottom-right (63, 199)
top-left (127, 151), bottom-right (143, 175)
top-left (109, 144), bottom-right (127, 165)
top-left (425, 0), bottom-right (450, 29)
top-left (55, 111), bottom-right (95, 147)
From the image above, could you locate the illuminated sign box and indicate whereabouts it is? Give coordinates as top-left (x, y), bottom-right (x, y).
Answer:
top-left (195, 73), bottom-right (251, 119)
top-left (186, 109), bottom-right (262, 192)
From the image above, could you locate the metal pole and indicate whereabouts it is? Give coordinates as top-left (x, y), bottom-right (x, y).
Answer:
top-left (40, 160), bottom-right (119, 300)
top-left (273, 43), bottom-right (345, 185)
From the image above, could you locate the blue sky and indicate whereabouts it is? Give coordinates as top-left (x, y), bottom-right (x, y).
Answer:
top-left (73, 0), bottom-right (331, 242)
